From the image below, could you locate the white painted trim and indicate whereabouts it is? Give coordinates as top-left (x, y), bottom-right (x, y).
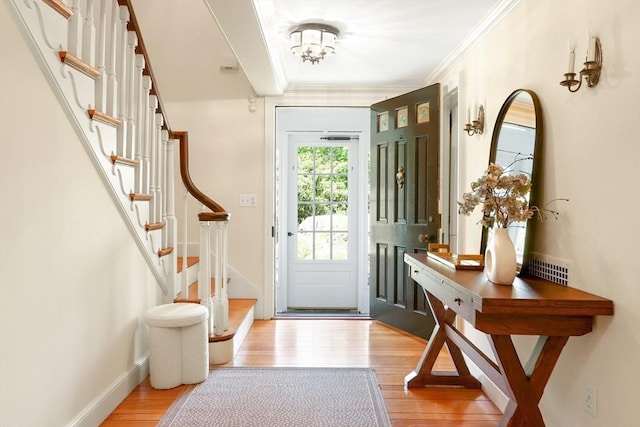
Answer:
top-left (276, 107), bottom-right (368, 313)
top-left (204, 0), bottom-right (286, 96)
top-left (441, 73), bottom-right (461, 250)
top-left (233, 305), bottom-right (255, 355)
top-left (426, 0), bottom-right (522, 85)
top-left (69, 355), bottom-right (149, 427)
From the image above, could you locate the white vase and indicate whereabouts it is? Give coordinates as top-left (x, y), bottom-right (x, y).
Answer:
top-left (484, 228), bottom-right (517, 285)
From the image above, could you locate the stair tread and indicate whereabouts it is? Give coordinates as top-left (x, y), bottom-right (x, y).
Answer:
top-left (157, 247), bottom-right (173, 257)
top-left (44, 0), bottom-right (73, 19)
top-left (59, 51), bottom-right (99, 79)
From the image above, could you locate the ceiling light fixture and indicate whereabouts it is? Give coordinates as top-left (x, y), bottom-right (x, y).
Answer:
top-left (289, 23), bottom-right (340, 65)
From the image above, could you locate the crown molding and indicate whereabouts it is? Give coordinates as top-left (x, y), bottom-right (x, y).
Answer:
top-left (426, 0), bottom-right (522, 84)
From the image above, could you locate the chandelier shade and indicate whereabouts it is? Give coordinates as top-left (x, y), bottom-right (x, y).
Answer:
top-left (289, 23), bottom-right (340, 64)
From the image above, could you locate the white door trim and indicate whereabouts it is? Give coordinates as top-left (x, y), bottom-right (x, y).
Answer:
top-left (262, 88), bottom-right (413, 319)
top-left (275, 107), bottom-right (369, 314)
top-left (285, 136), bottom-right (359, 310)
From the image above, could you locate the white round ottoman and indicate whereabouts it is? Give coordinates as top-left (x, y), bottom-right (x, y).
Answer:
top-left (144, 303), bottom-right (209, 389)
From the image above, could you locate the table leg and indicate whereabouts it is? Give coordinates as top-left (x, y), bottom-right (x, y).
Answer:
top-left (405, 290), bottom-right (481, 389)
top-left (490, 335), bottom-right (569, 427)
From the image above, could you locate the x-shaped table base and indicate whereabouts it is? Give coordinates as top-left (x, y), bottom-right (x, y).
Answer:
top-left (405, 290), bottom-right (569, 427)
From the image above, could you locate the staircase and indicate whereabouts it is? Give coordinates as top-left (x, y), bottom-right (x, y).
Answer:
top-left (12, 0), bottom-right (255, 364)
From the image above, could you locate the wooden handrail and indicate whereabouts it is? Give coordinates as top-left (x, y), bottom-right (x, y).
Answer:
top-left (120, 0), bottom-right (229, 221)
top-left (118, 0), bottom-right (169, 130)
top-left (173, 131), bottom-right (230, 220)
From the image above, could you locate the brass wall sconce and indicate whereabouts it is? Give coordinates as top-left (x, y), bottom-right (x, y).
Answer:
top-left (560, 36), bottom-right (602, 92)
top-left (464, 105), bottom-right (484, 136)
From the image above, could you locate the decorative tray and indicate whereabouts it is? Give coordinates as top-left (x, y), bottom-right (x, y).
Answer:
top-left (426, 244), bottom-right (484, 271)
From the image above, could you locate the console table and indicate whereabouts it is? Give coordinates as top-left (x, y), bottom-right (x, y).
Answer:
top-left (404, 253), bottom-right (613, 427)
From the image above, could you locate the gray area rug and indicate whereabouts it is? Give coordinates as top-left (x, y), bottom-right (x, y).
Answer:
top-left (157, 367), bottom-right (391, 427)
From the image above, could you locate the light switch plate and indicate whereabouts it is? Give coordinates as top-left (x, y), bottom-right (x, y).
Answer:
top-left (240, 194), bottom-right (257, 207)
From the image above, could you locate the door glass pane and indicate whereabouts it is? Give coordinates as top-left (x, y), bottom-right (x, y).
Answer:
top-left (297, 232), bottom-right (313, 260)
top-left (377, 112), bottom-right (389, 132)
top-left (314, 176), bottom-right (331, 202)
top-left (332, 178), bottom-right (348, 202)
top-left (296, 145), bottom-right (350, 260)
top-left (297, 175), bottom-right (313, 202)
top-left (417, 102), bottom-right (430, 123)
top-left (315, 147), bottom-right (331, 173)
top-left (314, 232), bottom-right (331, 259)
top-left (396, 107), bottom-right (408, 128)
top-left (333, 147), bottom-right (349, 173)
top-left (332, 233), bottom-right (348, 260)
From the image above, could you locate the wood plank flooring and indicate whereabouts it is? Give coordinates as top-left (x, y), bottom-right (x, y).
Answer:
top-left (101, 319), bottom-right (502, 426)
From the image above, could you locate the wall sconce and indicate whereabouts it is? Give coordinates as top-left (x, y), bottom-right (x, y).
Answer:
top-left (464, 105), bottom-right (484, 136)
top-left (560, 36), bottom-right (602, 92)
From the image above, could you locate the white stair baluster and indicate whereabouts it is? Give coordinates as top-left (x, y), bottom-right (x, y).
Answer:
top-left (147, 94), bottom-right (157, 220)
top-left (181, 192), bottom-right (189, 298)
top-left (199, 217), bottom-right (212, 334)
top-left (104, 0), bottom-right (118, 117)
top-left (155, 111), bottom-right (164, 225)
top-left (67, 0), bottom-right (82, 57)
top-left (140, 75), bottom-right (152, 195)
top-left (213, 221), bottom-right (225, 335)
top-left (81, 0), bottom-right (95, 66)
top-left (115, 6), bottom-right (129, 158)
top-left (93, 0), bottom-right (108, 112)
top-left (222, 220), bottom-right (229, 331)
top-left (133, 53), bottom-right (145, 193)
top-left (124, 31), bottom-right (137, 160)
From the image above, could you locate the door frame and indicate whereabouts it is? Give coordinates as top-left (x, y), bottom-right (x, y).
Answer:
top-left (441, 79), bottom-right (461, 253)
top-left (284, 132), bottom-right (360, 310)
top-left (261, 89), bottom-right (416, 319)
top-left (274, 106), bottom-right (370, 315)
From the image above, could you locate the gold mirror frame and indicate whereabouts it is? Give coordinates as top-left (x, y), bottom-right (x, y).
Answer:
top-left (480, 89), bottom-right (543, 275)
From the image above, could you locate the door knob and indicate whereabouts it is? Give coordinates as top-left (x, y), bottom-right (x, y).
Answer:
top-left (418, 233), bottom-right (430, 243)
top-left (287, 232), bottom-right (294, 236)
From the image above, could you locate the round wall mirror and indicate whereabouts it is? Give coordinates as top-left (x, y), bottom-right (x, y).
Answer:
top-left (481, 89), bottom-right (543, 274)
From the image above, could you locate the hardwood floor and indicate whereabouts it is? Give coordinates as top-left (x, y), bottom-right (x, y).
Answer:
top-left (101, 319), bottom-right (502, 426)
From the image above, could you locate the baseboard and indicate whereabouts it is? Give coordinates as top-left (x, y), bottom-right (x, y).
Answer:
top-left (68, 354), bottom-right (149, 427)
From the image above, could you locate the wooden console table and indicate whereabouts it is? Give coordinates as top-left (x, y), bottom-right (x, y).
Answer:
top-left (404, 253), bottom-right (613, 427)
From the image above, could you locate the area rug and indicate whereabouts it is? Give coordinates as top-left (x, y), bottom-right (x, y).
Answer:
top-left (157, 367), bottom-right (391, 427)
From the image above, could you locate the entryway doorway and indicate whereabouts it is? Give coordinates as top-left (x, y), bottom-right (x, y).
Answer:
top-left (275, 107), bottom-right (370, 316)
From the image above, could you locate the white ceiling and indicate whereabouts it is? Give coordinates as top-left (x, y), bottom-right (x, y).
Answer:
top-left (132, 0), bottom-right (518, 102)
top-left (257, 0), bottom-right (498, 86)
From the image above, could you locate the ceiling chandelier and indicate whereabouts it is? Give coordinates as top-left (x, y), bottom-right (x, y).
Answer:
top-left (289, 23), bottom-right (340, 65)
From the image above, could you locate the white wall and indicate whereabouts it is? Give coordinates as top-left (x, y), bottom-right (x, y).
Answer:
top-left (0, 3), bottom-right (165, 426)
top-left (435, 1), bottom-right (640, 425)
